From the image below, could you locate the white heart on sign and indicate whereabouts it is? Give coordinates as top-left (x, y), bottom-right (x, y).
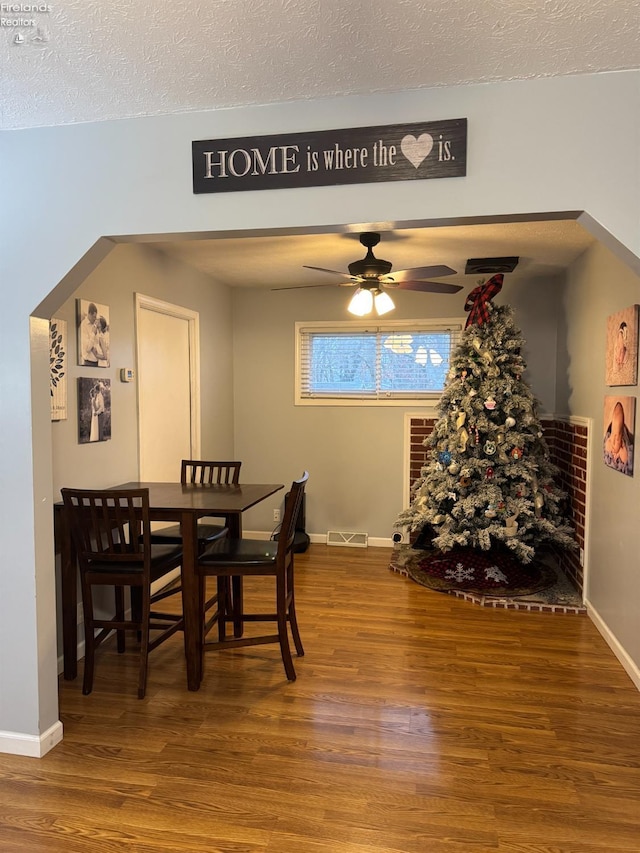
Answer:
top-left (400, 133), bottom-right (433, 169)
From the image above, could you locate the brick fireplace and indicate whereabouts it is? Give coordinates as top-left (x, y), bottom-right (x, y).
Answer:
top-left (405, 415), bottom-right (589, 596)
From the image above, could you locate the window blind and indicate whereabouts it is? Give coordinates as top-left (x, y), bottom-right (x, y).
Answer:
top-left (297, 321), bottom-right (464, 401)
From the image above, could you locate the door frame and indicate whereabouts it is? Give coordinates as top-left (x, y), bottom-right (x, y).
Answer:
top-left (134, 293), bottom-right (201, 479)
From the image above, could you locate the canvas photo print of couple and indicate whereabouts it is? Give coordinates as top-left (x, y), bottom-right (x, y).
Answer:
top-left (77, 298), bottom-right (110, 368)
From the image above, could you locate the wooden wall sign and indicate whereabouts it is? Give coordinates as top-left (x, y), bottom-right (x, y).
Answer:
top-left (192, 118), bottom-right (466, 194)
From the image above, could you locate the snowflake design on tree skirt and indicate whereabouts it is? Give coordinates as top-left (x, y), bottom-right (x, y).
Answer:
top-left (395, 546), bottom-right (558, 596)
top-left (485, 565), bottom-right (508, 584)
top-left (445, 562), bottom-right (476, 583)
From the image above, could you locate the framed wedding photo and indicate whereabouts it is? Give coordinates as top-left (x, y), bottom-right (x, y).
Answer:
top-left (77, 378), bottom-right (112, 444)
top-left (76, 298), bottom-right (111, 368)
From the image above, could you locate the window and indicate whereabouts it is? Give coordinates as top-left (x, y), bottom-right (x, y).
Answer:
top-left (296, 319), bottom-right (464, 405)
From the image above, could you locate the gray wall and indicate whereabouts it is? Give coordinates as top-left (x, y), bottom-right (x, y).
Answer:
top-left (563, 240), bottom-right (640, 671)
top-left (51, 243), bottom-right (235, 499)
top-left (232, 272), bottom-right (564, 537)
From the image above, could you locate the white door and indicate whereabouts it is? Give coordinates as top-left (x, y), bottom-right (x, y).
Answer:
top-left (136, 294), bottom-right (201, 481)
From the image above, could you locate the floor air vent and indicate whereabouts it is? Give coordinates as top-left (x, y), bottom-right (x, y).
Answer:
top-left (326, 530), bottom-right (368, 548)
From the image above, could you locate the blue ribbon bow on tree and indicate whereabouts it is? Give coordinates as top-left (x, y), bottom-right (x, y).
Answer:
top-left (464, 273), bottom-right (504, 328)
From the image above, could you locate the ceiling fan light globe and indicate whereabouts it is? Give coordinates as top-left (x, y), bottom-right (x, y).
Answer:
top-left (348, 288), bottom-right (373, 316)
top-left (374, 290), bottom-right (395, 315)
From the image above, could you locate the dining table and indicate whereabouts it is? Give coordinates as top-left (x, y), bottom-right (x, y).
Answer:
top-left (55, 480), bottom-right (284, 690)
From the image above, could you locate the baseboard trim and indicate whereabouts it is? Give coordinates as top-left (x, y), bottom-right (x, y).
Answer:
top-left (243, 531), bottom-right (394, 547)
top-left (0, 720), bottom-right (63, 758)
top-left (586, 598), bottom-right (640, 692)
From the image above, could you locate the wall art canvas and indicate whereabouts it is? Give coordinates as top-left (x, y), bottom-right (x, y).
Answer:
top-left (50, 317), bottom-right (67, 421)
top-left (77, 378), bottom-right (111, 444)
top-left (76, 298), bottom-right (110, 367)
top-left (605, 305), bottom-right (639, 386)
top-left (603, 394), bottom-right (635, 476)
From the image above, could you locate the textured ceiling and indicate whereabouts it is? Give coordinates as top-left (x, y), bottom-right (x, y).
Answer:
top-left (1, 0), bottom-right (639, 131)
top-left (151, 218), bottom-right (595, 290)
top-left (1, 2), bottom-right (622, 291)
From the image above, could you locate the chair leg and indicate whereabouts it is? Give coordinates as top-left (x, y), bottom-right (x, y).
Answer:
top-left (217, 577), bottom-right (228, 641)
top-left (81, 581), bottom-right (95, 696)
top-left (231, 576), bottom-right (243, 637)
top-left (137, 590), bottom-right (151, 700)
top-left (276, 574), bottom-right (296, 681)
top-left (131, 587), bottom-right (142, 642)
top-left (115, 586), bottom-right (126, 653)
top-left (288, 587), bottom-right (304, 658)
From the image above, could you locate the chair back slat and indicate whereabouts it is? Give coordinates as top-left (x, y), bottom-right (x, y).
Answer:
top-left (61, 488), bottom-right (150, 568)
top-left (276, 472), bottom-right (309, 560)
top-left (60, 486), bottom-right (184, 698)
top-left (181, 460), bottom-right (241, 486)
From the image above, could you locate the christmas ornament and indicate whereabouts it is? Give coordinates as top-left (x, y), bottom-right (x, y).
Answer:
top-left (486, 466), bottom-right (494, 479)
top-left (504, 514), bottom-right (519, 537)
top-left (472, 337), bottom-right (494, 365)
top-left (464, 274), bottom-right (504, 328)
top-left (484, 397), bottom-right (497, 410)
top-left (438, 451), bottom-right (452, 465)
top-left (484, 505), bottom-right (497, 518)
top-left (456, 411), bottom-right (467, 429)
top-left (484, 440), bottom-right (496, 456)
top-left (459, 475), bottom-right (471, 488)
top-left (511, 447), bottom-right (524, 460)
top-left (505, 416), bottom-right (516, 429)
top-left (448, 461), bottom-right (460, 475)
top-left (496, 431), bottom-right (505, 445)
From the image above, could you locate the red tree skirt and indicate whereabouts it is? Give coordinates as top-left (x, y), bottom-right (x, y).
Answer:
top-left (402, 546), bottom-right (556, 596)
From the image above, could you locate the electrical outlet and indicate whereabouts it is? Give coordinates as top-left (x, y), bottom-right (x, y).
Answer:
top-left (273, 508), bottom-right (281, 523)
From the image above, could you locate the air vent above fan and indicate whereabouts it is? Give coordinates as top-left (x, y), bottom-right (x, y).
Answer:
top-left (465, 257), bottom-right (519, 274)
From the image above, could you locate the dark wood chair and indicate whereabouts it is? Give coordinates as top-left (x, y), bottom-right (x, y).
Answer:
top-left (196, 471), bottom-right (309, 681)
top-left (61, 487), bottom-right (185, 699)
top-left (148, 460), bottom-right (241, 547)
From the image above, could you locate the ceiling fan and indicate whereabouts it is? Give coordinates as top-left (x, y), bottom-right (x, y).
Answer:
top-left (273, 232), bottom-right (463, 316)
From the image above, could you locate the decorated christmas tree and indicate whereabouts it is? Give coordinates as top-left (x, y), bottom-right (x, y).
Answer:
top-left (396, 274), bottom-right (575, 565)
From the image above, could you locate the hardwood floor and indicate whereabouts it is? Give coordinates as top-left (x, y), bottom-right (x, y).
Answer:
top-left (2, 544), bottom-right (639, 852)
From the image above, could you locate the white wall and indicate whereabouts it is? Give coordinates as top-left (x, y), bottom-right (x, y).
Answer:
top-left (2, 70), bottom-right (640, 754)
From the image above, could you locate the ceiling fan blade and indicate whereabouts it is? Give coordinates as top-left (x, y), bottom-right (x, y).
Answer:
top-left (382, 264), bottom-right (457, 282)
top-left (271, 282), bottom-right (355, 291)
top-left (303, 265), bottom-right (357, 281)
top-left (390, 280), bottom-right (464, 294)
